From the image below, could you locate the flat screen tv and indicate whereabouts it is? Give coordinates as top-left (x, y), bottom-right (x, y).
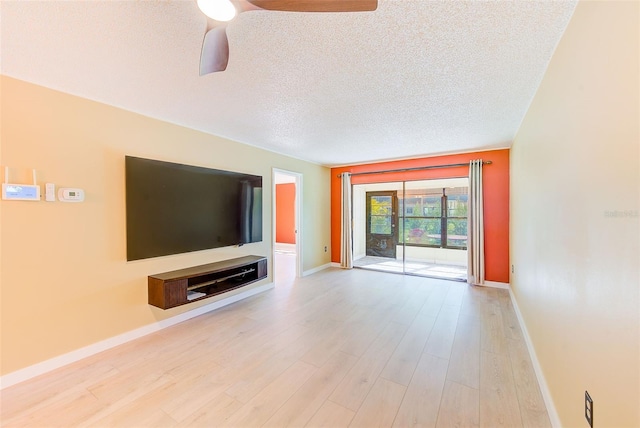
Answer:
top-left (125, 156), bottom-right (262, 261)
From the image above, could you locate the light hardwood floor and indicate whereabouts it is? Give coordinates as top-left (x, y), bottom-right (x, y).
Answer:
top-left (1, 254), bottom-right (550, 427)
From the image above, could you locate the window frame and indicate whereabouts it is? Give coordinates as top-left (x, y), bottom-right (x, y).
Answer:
top-left (398, 188), bottom-right (468, 250)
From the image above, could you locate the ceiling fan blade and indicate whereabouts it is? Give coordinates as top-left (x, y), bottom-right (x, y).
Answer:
top-left (235, 0), bottom-right (263, 12)
top-left (200, 25), bottom-right (229, 75)
top-left (246, 0), bottom-right (377, 12)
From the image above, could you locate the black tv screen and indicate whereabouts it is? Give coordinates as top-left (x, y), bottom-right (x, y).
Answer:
top-left (125, 156), bottom-right (262, 261)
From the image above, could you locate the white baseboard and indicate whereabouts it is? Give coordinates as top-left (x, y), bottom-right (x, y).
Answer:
top-left (302, 263), bottom-right (332, 277)
top-left (0, 282), bottom-right (274, 390)
top-left (482, 280), bottom-right (510, 289)
top-left (509, 289), bottom-right (561, 427)
top-left (331, 262), bottom-right (341, 268)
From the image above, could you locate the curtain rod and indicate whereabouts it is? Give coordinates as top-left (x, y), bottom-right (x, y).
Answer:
top-left (337, 160), bottom-right (492, 178)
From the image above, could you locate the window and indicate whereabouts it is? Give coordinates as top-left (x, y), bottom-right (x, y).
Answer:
top-left (444, 187), bottom-right (468, 248)
top-left (398, 187), bottom-right (468, 249)
top-left (369, 195), bottom-right (394, 235)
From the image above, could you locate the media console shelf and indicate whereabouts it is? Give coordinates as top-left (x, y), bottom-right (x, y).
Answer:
top-left (148, 255), bottom-right (267, 309)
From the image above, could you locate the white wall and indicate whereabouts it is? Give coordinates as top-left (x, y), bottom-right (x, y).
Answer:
top-left (510, 1), bottom-right (639, 426)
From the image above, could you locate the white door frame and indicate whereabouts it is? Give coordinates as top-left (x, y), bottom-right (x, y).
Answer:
top-left (272, 168), bottom-right (303, 278)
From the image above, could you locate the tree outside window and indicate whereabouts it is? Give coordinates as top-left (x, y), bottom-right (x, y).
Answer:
top-left (398, 187), bottom-right (468, 249)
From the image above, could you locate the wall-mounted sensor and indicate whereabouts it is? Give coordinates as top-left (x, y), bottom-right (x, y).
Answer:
top-left (45, 183), bottom-right (56, 202)
top-left (58, 188), bottom-right (84, 202)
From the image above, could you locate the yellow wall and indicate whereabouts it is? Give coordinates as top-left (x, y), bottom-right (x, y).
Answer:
top-left (0, 76), bottom-right (331, 375)
top-left (511, 2), bottom-right (639, 427)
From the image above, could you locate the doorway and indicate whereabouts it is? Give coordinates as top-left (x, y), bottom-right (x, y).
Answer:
top-left (365, 191), bottom-right (398, 258)
top-left (273, 169), bottom-right (302, 284)
top-left (353, 178), bottom-right (469, 281)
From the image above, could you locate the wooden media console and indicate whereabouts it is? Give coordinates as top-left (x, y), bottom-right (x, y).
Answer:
top-left (148, 255), bottom-right (267, 309)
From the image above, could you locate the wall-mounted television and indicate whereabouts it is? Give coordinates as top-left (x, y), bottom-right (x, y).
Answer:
top-left (125, 156), bottom-right (262, 261)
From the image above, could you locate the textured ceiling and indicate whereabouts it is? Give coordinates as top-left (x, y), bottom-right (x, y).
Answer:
top-left (1, 0), bottom-right (576, 166)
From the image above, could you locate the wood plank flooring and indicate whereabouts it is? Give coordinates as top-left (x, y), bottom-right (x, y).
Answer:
top-left (1, 255), bottom-right (550, 427)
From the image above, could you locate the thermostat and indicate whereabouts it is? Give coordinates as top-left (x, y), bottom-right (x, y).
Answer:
top-left (58, 188), bottom-right (85, 202)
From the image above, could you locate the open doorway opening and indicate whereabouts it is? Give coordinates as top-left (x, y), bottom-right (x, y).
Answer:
top-left (273, 169), bottom-right (302, 284)
top-left (353, 177), bottom-right (468, 281)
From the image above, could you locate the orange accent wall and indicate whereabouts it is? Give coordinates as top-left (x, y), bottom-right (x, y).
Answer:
top-left (276, 183), bottom-right (296, 244)
top-left (331, 149), bottom-right (510, 283)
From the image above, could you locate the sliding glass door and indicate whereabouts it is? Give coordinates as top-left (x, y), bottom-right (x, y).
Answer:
top-left (353, 178), bottom-right (469, 280)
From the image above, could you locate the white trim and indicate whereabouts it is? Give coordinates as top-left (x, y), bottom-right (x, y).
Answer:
top-left (480, 280), bottom-right (510, 289)
top-left (303, 263), bottom-right (332, 277)
top-left (509, 289), bottom-right (561, 428)
top-left (331, 262), bottom-right (341, 268)
top-left (0, 282), bottom-right (274, 390)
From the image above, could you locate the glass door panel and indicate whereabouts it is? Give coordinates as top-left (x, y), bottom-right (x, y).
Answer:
top-left (365, 191), bottom-right (397, 259)
top-left (399, 180), bottom-right (469, 280)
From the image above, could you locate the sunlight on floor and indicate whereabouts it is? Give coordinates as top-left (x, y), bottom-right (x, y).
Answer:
top-left (354, 256), bottom-right (467, 281)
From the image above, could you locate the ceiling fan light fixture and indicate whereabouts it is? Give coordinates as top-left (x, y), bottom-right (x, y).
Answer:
top-left (197, 0), bottom-right (237, 22)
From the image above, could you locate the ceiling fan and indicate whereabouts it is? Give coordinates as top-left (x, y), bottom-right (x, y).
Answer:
top-left (197, 0), bottom-right (378, 75)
